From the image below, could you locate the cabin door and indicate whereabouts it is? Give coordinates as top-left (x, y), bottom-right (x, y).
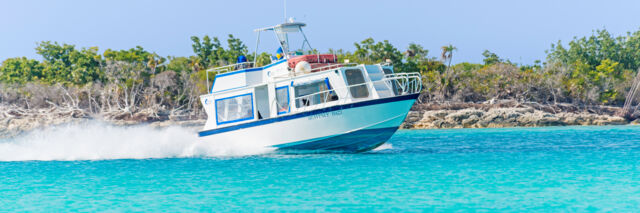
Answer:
top-left (254, 85), bottom-right (271, 119)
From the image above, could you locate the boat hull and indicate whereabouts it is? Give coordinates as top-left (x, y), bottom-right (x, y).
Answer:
top-left (198, 93), bottom-right (419, 153)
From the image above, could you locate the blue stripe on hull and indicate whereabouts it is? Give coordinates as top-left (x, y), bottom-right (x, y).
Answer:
top-left (199, 93), bottom-right (419, 137)
top-left (275, 127), bottom-right (399, 153)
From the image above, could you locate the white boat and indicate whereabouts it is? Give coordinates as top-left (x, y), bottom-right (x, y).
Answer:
top-left (198, 20), bottom-right (422, 153)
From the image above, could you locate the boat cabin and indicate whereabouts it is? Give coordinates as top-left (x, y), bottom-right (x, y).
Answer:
top-left (199, 21), bottom-right (421, 130)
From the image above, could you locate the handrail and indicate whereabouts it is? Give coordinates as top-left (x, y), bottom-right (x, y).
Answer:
top-left (201, 72), bottom-right (422, 99)
top-left (206, 62), bottom-right (255, 74)
top-left (293, 73), bottom-right (422, 110)
top-left (382, 73), bottom-right (422, 95)
top-left (205, 62), bottom-right (255, 94)
top-left (384, 73), bottom-right (421, 78)
top-left (310, 63), bottom-right (358, 72)
top-left (271, 63), bottom-right (358, 79)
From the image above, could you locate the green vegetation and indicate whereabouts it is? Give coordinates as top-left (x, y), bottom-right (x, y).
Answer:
top-left (545, 29), bottom-right (640, 105)
top-left (1, 29), bottom-right (640, 120)
top-left (331, 29), bottom-right (640, 106)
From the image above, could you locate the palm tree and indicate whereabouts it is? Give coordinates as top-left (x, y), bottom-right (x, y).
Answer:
top-left (440, 45), bottom-right (457, 100)
top-left (440, 44), bottom-right (457, 68)
top-left (147, 54), bottom-right (164, 74)
top-left (189, 57), bottom-right (201, 72)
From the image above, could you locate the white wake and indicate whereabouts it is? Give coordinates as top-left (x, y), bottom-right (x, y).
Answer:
top-left (0, 122), bottom-right (274, 161)
top-left (372, 143), bottom-right (393, 151)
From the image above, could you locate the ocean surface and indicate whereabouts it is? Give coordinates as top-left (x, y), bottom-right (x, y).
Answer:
top-left (1, 124), bottom-right (640, 211)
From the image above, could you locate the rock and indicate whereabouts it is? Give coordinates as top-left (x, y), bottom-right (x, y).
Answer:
top-left (559, 113), bottom-right (581, 125)
top-left (516, 112), bottom-right (541, 126)
top-left (594, 116), bottom-right (627, 125)
top-left (404, 104), bottom-right (631, 129)
top-left (445, 109), bottom-right (484, 123)
top-left (537, 115), bottom-right (563, 126)
top-left (425, 110), bottom-right (450, 119)
top-left (431, 120), bottom-right (446, 128)
top-left (461, 115), bottom-right (480, 127)
top-left (404, 111), bottom-right (422, 123)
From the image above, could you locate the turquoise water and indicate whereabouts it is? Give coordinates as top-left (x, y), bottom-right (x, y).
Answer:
top-left (2, 125), bottom-right (640, 211)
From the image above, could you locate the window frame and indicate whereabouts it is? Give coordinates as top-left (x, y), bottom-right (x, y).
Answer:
top-left (293, 78), bottom-right (338, 108)
top-left (344, 68), bottom-right (370, 99)
top-left (275, 86), bottom-right (290, 115)
top-left (214, 93), bottom-right (255, 125)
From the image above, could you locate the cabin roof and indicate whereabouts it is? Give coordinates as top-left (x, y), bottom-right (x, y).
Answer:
top-left (254, 22), bottom-right (306, 32)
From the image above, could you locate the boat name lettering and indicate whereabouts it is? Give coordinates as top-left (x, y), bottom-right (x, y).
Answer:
top-left (308, 110), bottom-right (342, 120)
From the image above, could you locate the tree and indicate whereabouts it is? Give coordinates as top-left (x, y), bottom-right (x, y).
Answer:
top-left (405, 43), bottom-right (429, 63)
top-left (190, 35), bottom-right (220, 69)
top-left (165, 56), bottom-right (192, 73)
top-left (35, 41), bottom-right (102, 85)
top-left (223, 34), bottom-right (248, 65)
top-left (146, 53), bottom-right (166, 74)
top-left (439, 44), bottom-right (457, 99)
top-left (545, 28), bottom-right (639, 105)
top-left (251, 52), bottom-right (272, 67)
top-left (440, 45), bottom-right (457, 68)
top-left (0, 57), bottom-right (43, 83)
top-left (482, 50), bottom-right (501, 65)
top-left (352, 38), bottom-right (403, 65)
top-left (354, 38), bottom-right (375, 62)
top-left (104, 46), bottom-right (157, 64)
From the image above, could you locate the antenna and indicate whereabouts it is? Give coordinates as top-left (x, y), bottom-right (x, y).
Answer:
top-left (284, 0), bottom-right (287, 22)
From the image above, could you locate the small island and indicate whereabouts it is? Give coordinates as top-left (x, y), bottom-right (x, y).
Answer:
top-left (2, 29), bottom-right (640, 136)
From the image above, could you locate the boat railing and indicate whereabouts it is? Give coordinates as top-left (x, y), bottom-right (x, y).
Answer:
top-left (205, 62), bottom-right (255, 93)
top-left (207, 62), bottom-right (255, 74)
top-left (292, 72), bottom-right (422, 110)
top-left (270, 63), bottom-right (358, 79)
top-left (309, 63), bottom-right (357, 72)
top-left (382, 73), bottom-right (423, 95)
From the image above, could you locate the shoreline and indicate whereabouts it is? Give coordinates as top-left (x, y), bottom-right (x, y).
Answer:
top-left (0, 104), bottom-right (206, 138)
top-left (403, 100), bottom-right (635, 129)
top-left (1, 100), bottom-right (637, 138)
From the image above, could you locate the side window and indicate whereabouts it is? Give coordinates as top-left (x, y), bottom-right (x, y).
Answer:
top-left (294, 79), bottom-right (338, 107)
top-left (382, 68), bottom-right (393, 75)
top-left (344, 69), bottom-right (369, 98)
top-left (215, 93), bottom-right (254, 125)
top-left (275, 86), bottom-right (290, 115)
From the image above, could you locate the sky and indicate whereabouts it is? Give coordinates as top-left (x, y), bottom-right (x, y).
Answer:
top-left (1, 0), bottom-right (640, 64)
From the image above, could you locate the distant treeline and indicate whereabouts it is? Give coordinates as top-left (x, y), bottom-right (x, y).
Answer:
top-left (1, 29), bottom-right (640, 119)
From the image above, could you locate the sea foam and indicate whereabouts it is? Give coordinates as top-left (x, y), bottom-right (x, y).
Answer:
top-left (0, 122), bottom-right (274, 161)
